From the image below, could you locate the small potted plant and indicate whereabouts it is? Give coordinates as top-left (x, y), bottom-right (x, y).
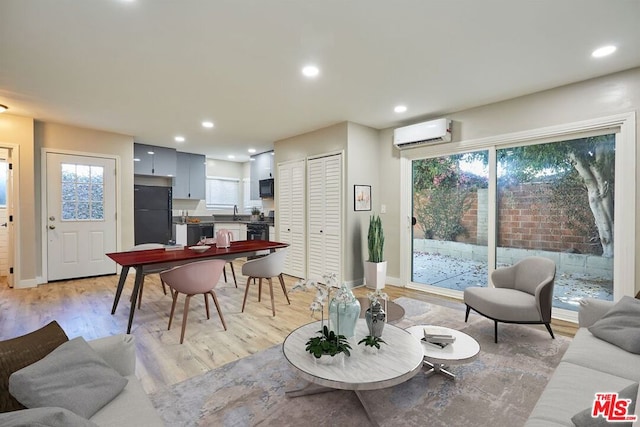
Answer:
top-left (251, 207), bottom-right (261, 221)
top-left (358, 335), bottom-right (386, 354)
top-left (306, 325), bottom-right (351, 363)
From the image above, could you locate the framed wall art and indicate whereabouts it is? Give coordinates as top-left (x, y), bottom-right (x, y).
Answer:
top-left (354, 185), bottom-right (371, 211)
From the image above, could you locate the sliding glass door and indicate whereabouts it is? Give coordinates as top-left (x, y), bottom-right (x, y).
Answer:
top-left (412, 151), bottom-right (489, 293)
top-left (411, 134), bottom-right (615, 312)
top-left (495, 135), bottom-right (614, 310)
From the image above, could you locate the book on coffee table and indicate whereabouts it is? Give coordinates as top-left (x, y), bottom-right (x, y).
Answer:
top-left (423, 328), bottom-right (456, 344)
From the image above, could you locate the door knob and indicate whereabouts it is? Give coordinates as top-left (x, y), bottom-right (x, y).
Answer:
top-left (49, 216), bottom-right (56, 221)
top-left (49, 225), bottom-right (56, 230)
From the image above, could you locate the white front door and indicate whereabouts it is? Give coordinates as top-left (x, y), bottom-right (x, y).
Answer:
top-left (46, 153), bottom-right (117, 281)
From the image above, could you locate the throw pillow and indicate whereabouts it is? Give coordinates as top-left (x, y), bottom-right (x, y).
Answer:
top-left (571, 382), bottom-right (638, 427)
top-left (0, 407), bottom-right (98, 427)
top-left (588, 296), bottom-right (640, 354)
top-left (8, 337), bottom-right (128, 419)
top-left (0, 321), bottom-right (69, 413)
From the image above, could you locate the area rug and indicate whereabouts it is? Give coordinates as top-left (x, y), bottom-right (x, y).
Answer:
top-left (150, 297), bottom-right (570, 427)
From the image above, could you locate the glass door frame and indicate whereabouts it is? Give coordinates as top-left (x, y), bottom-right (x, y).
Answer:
top-left (399, 112), bottom-right (636, 323)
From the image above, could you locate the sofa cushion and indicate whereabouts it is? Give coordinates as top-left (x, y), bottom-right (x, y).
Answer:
top-left (525, 362), bottom-right (636, 426)
top-left (0, 406), bottom-right (98, 427)
top-left (571, 382), bottom-right (638, 427)
top-left (588, 296), bottom-right (640, 354)
top-left (9, 337), bottom-right (128, 419)
top-left (562, 328), bottom-right (640, 382)
top-left (0, 321), bottom-right (69, 413)
top-left (89, 375), bottom-right (165, 427)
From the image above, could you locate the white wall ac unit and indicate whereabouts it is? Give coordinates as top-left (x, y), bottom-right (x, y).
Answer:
top-left (393, 118), bottom-right (452, 149)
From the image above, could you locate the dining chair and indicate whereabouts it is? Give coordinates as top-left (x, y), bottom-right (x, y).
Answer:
top-left (463, 256), bottom-right (556, 343)
top-left (129, 243), bottom-right (172, 309)
top-left (197, 237), bottom-right (237, 287)
top-left (159, 259), bottom-right (228, 344)
top-left (241, 248), bottom-right (290, 317)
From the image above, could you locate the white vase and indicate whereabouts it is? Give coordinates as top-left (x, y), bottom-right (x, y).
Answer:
top-left (314, 352), bottom-right (344, 366)
top-left (364, 260), bottom-right (387, 290)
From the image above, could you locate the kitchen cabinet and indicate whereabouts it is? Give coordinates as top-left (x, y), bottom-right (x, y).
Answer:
top-left (250, 151), bottom-right (274, 199)
top-left (133, 143), bottom-right (177, 177)
top-left (173, 152), bottom-right (206, 199)
top-left (307, 154), bottom-right (342, 282)
top-left (277, 159), bottom-right (306, 278)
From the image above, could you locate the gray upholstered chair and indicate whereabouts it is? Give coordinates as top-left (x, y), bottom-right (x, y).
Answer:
top-left (241, 248), bottom-right (290, 317)
top-left (463, 256), bottom-right (556, 343)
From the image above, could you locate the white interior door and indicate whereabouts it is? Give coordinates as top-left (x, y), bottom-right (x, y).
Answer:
top-left (307, 154), bottom-right (342, 281)
top-left (46, 153), bottom-right (117, 281)
top-left (6, 149), bottom-right (14, 287)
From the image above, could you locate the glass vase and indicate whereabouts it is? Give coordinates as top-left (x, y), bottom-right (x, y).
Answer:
top-left (328, 285), bottom-right (361, 338)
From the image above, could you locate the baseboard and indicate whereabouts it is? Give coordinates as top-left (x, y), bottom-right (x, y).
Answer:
top-left (15, 277), bottom-right (40, 289)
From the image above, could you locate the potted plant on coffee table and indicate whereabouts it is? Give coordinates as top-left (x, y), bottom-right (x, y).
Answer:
top-left (364, 214), bottom-right (386, 290)
top-left (306, 325), bottom-right (351, 363)
top-left (358, 335), bottom-right (386, 354)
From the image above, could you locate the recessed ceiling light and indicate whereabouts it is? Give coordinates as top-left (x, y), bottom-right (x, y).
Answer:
top-left (228, 155), bottom-right (235, 159)
top-left (202, 121), bottom-right (214, 128)
top-left (175, 136), bottom-right (185, 142)
top-left (147, 151), bottom-right (154, 155)
top-left (0, 104), bottom-right (8, 113)
top-left (302, 65), bottom-right (320, 78)
top-left (133, 158), bottom-right (140, 162)
top-left (248, 148), bottom-right (256, 154)
top-left (394, 105), bottom-right (407, 113)
top-left (592, 45), bottom-right (617, 58)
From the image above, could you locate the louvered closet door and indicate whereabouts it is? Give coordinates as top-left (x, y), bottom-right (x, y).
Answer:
top-left (307, 154), bottom-right (342, 281)
top-left (277, 160), bottom-right (306, 278)
top-left (289, 161), bottom-right (306, 277)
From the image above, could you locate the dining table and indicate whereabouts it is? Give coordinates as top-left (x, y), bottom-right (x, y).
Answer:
top-left (107, 239), bottom-right (289, 333)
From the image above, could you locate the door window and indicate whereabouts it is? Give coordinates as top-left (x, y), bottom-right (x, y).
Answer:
top-left (61, 163), bottom-right (104, 221)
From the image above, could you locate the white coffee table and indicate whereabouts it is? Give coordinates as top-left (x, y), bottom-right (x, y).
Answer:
top-left (405, 324), bottom-right (480, 380)
top-left (283, 319), bottom-right (424, 426)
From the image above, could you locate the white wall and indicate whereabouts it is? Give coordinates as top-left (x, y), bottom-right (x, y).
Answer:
top-left (274, 121), bottom-right (380, 283)
top-left (377, 67), bottom-right (640, 293)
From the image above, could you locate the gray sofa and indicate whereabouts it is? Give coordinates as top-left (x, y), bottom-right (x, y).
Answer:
top-left (85, 334), bottom-right (164, 426)
top-left (2, 334), bottom-right (164, 427)
top-left (526, 298), bottom-right (639, 426)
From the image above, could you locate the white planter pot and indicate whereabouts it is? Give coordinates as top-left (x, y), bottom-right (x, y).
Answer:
top-left (364, 261), bottom-right (387, 290)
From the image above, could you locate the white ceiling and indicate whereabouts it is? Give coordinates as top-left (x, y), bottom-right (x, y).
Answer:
top-left (1, 0), bottom-right (639, 162)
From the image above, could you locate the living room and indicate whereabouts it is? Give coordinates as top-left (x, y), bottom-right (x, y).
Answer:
top-left (1, 1), bottom-right (640, 426)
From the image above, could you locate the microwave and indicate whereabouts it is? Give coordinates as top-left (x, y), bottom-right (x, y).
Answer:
top-left (259, 178), bottom-right (274, 198)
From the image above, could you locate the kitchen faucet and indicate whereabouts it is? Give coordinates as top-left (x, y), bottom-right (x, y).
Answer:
top-left (233, 204), bottom-right (238, 221)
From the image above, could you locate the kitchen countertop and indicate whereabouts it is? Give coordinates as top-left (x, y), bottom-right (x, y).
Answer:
top-left (172, 216), bottom-right (274, 226)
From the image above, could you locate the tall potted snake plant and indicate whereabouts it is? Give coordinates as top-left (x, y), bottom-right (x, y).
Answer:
top-left (364, 214), bottom-right (386, 290)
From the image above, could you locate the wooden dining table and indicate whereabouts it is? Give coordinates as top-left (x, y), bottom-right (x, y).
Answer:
top-left (107, 240), bottom-right (289, 333)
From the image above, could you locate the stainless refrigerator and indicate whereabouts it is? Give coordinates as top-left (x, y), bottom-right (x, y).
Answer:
top-left (134, 185), bottom-right (173, 245)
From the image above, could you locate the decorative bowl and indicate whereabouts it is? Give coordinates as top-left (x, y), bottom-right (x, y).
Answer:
top-left (188, 245), bottom-right (210, 253)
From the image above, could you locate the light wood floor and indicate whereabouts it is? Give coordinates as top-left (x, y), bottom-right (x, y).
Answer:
top-left (0, 264), bottom-right (577, 394)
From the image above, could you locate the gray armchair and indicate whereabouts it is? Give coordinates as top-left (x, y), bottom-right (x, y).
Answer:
top-left (463, 256), bottom-right (556, 343)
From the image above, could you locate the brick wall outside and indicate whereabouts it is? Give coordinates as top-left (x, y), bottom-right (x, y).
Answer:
top-left (415, 183), bottom-right (600, 255)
